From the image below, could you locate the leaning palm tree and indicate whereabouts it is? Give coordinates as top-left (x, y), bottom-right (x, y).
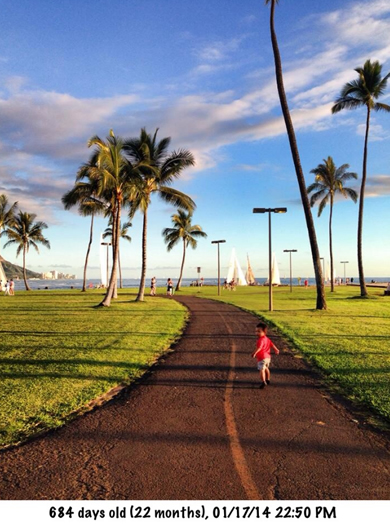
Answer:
top-left (103, 220), bottom-right (132, 288)
top-left (0, 194), bottom-right (18, 257)
top-left (332, 59), bottom-right (390, 297)
top-left (3, 211), bottom-right (50, 290)
top-left (162, 210), bottom-right (207, 291)
top-left (81, 130), bottom-right (141, 307)
top-left (62, 175), bottom-right (105, 292)
top-left (265, 0), bottom-right (326, 310)
top-left (307, 157), bottom-right (358, 292)
top-left (123, 128), bottom-right (196, 302)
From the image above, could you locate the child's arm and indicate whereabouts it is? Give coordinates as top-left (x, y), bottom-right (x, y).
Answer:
top-left (271, 341), bottom-right (280, 355)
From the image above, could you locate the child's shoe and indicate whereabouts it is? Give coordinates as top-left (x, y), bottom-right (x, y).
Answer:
top-left (259, 382), bottom-right (266, 389)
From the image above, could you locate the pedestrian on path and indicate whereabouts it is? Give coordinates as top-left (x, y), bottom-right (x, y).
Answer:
top-left (252, 321), bottom-right (280, 389)
top-left (4, 280), bottom-right (10, 295)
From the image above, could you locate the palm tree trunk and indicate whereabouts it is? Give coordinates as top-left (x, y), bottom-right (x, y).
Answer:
top-left (22, 245), bottom-right (31, 291)
top-left (176, 239), bottom-right (187, 291)
top-left (329, 195), bottom-right (334, 293)
top-left (99, 201), bottom-right (121, 307)
top-left (118, 249), bottom-right (122, 289)
top-left (136, 209), bottom-right (148, 302)
top-left (357, 107), bottom-right (370, 297)
top-left (82, 212), bottom-right (94, 292)
top-left (269, 0), bottom-right (326, 309)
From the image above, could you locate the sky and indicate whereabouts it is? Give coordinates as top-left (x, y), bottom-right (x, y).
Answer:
top-left (0, 0), bottom-right (390, 282)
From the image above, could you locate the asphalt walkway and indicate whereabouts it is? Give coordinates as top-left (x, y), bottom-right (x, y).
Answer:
top-left (0, 295), bottom-right (389, 499)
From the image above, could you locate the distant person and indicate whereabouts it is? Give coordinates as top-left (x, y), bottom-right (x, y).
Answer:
top-left (150, 277), bottom-right (157, 296)
top-left (9, 279), bottom-right (14, 295)
top-left (304, 279), bottom-right (308, 288)
top-left (166, 278), bottom-right (173, 297)
top-left (252, 321), bottom-right (280, 389)
top-left (4, 280), bottom-right (10, 295)
top-left (297, 277), bottom-right (301, 286)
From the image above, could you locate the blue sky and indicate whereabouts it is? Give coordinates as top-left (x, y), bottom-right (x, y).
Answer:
top-left (0, 0), bottom-right (390, 281)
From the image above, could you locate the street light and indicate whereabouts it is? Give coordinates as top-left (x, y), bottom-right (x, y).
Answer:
top-left (340, 261), bottom-right (349, 284)
top-left (101, 242), bottom-right (112, 287)
top-left (253, 208), bottom-right (287, 311)
top-left (283, 249), bottom-right (297, 292)
top-left (211, 240), bottom-right (226, 295)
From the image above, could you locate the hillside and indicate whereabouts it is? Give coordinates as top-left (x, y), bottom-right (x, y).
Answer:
top-left (0, 256), bottom-right (41, 280)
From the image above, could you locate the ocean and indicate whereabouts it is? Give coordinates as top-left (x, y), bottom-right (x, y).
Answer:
top-left (9, 276), bottom-right (390, 292)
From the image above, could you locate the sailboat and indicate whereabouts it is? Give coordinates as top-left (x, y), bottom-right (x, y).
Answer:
top-left (226, 248), bottom-right (247, 286)
top-left (265, 253), bottom-right (281, 286)
top-left (245, 254), bottom-right (256, 286)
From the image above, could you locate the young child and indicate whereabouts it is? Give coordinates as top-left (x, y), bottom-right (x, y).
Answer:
top-left (252, 321), bottom-right (280, 389)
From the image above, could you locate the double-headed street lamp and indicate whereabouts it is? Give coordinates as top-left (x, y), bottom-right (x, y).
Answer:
top-left (253, 208), bottom-right (287, 311)
top-left (211, 240), bottom-right (226, 295)
top-left (340, 261), bottom-right (349, 284)
top-left (283, 249), bottom-right (297, 292)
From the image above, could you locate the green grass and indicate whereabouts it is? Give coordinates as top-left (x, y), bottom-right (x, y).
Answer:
top-left (177, 284), bottom-right (390, 426)
top-left (0, 289), bottom-right (187, 448)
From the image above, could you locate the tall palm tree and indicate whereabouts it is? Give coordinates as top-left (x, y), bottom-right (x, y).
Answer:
top-left (3, 211), bottom-right (50, 290)
top-left (332, 59), bottom-right (390, 297)
top-left (81, 130), bottom-right (141, 307)
top-left (0, 194), bottom-right (18, 258)
top-left (103, 220), bottom-right (132, 289)
top-left (162, 210), bottom-right (207, 291)
top-left (62, 175), bottom-right (105, 292)
top-left (124, 128), bottom-right (196, 302)
top-left (265, 0), bottom-right (326, 310)
top-left (307, 157), bottom-right (358, 292)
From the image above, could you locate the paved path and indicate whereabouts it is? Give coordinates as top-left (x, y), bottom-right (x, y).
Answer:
top-left (0, 296), bottom-right (390, 499)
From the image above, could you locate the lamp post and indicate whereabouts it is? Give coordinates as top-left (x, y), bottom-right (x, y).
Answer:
top-left (283, 249), bottom-right (297, 292)
top-left (101, 242), bottom-right (111, 287)
top-left (211, 240), bottom-right (226, 295)
top-left (253, 208), bottom-right (287, 311)
top-left (340, 261), bottom-right (349, 284)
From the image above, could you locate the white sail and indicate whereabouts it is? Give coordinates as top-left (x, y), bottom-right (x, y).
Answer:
top-left (265, 253), bottom-right (281, 286)
top-left (0, 260), bottom-right (7, 289)
top-left (226, 248), bottom-right (247, 286)
top-left (100, 234), bottom-right (108, 287)
top-left (325, 261), bottom-right (330, 282)
top-left (245, 254), bottom-right (256, 285)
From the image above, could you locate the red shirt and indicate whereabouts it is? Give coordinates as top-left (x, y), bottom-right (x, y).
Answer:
top-left (254, 335), bottom-right (274, 361)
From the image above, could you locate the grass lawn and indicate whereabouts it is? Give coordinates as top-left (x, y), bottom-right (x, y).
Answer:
top-left (177, 284), bottom-right (390, 427)
top-left (0, 289), bottom-right (187, 448)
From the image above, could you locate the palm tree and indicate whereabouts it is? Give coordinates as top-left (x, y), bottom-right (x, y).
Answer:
top-left (103, 220), bottom-right (132, 288)
top-left (62, 175), bottom-right (105, 292)
top-left (307, 157), bottom-right (358, 292)
top-left (3, 211), bottom-right (50, 290)
top-left (0, 194), bottom-right (18, 257)
top-left (123, 128), bottom-right (196, 302)
top-left (81, 130), bottom-right (141, 307)
top-left (265, 0), bottom-right (326, 310)
top-left (332, 59), bottom-right (390, 297)
top-left (162, 210), bottom-right (207, 291)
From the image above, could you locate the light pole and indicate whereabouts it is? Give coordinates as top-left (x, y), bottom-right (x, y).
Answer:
top-left (253, 208), bottom-right (287, 311)
top-left (283, 249), bottom-right (297, 292)
top-left (101, 242), bottom-right (111, 287)
top-left (340, 261), bottom-right (349, 284)
top-left (211, 240), bottom-right (226, 295)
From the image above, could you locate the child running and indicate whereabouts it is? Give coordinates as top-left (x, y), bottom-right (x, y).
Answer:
top-left (252, 321), bottom-right (280, 389)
